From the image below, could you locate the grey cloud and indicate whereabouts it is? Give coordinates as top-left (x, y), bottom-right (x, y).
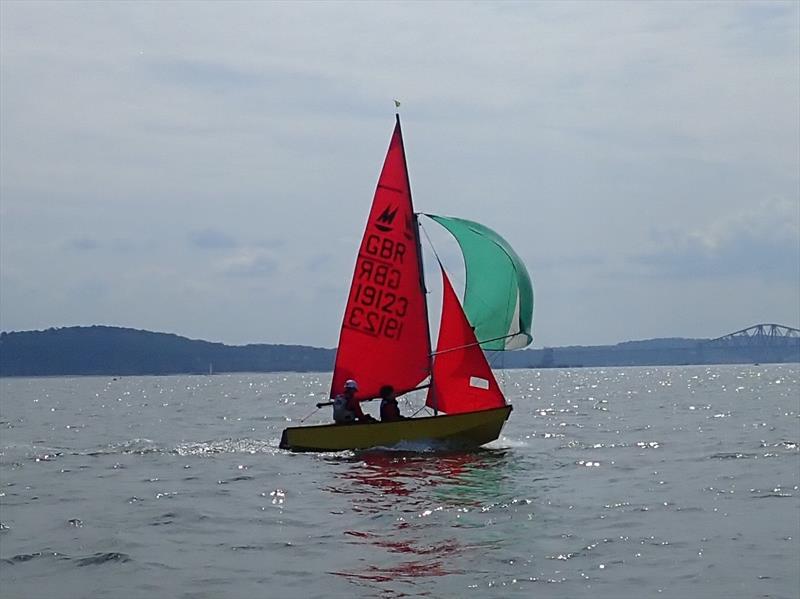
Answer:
top-left (189, 229), bottom-right (237, 250)
top-left (225, 257), bottom-right (277, 277)
top-left (67, 238), bottom-right (100, 251)
top-left (256, 238), bottom-right (286, 250)
top-left (144, 57), bottom-right (369, 119)
top-left (637, 233), bottom-right (799, 281)
top-left (1, 2), bottom-right (797, 347)
top-left (147, 58), bottom-right (263, 92)
top-left (636, 199), bottom-right (800, 281)
top-left (306, 253), bottom-right (332, 273)
top-left (217, 250), bottom-right (277, 278)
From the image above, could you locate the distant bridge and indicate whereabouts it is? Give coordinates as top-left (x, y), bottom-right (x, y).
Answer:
top-left (700, 323), bottom-right (800, 363)
top-left (706, 323), bottom-right (800, 347)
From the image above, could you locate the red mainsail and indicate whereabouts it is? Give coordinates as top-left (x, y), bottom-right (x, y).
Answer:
top-left (426, 268), bottom-right (506, 414)
top-left (330, 117), bottom-right (432, 400)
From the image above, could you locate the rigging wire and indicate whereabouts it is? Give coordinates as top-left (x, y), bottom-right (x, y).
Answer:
top-left (431, 333), bottom-right (518, 356)
top-left (410, 404), bottom-right (433, 418)
top-left (418, 217), bottom-right (447, 273)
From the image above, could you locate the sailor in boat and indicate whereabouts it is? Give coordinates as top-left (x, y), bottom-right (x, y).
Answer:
top-left (332, 379), bottom-right (376, 424)
top-left (379, 385), bottom-right (406, 422)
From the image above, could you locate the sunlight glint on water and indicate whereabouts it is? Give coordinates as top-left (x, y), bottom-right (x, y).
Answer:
top-left (0, 365), bottom-right (798, 599)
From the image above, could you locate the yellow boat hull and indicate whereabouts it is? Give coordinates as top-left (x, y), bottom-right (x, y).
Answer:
top-left (279, 405), bottom-right (512, 452)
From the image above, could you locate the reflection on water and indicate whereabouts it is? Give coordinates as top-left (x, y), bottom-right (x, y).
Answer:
top-left (326, 450), bottom-right (518, 591)
top-left (326, 449), bottom-right (514, 510)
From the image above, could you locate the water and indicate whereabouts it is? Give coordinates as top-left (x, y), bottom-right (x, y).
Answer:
top-left (0, 365), bottom-right (798, 599)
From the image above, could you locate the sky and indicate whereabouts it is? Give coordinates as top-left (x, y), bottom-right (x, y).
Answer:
top-left (1, 1), bottom-right (798, 349)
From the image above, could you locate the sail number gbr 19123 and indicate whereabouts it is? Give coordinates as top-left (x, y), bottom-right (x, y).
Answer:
top-left (345, 234), bottom-right (410, 340)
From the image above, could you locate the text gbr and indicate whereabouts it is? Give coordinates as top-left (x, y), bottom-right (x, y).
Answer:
top-left (347, 234), bottom-right (410, 340)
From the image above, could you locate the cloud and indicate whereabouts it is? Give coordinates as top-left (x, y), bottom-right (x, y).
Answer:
top-left (0, 1), bottom-right (797, 346)
top-left (637, 197), bottom-right (800, 280)
top-left (67, 237), bottom-right (100, 251)
top-left (215, 248), bottom-right (277, 278)
top-left (147, 58), bottom-right (263, 93)
top-left (305, 253), bottom-right (332, 273)
top-left (189, 228), bottom-right (237, 250)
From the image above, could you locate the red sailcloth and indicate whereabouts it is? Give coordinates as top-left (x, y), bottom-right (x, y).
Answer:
top-left (330, 117), bottom-right (431, 400)
top-left (426, 268), bottom-right (506, 414)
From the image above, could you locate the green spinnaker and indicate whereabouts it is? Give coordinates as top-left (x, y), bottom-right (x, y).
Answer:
top-left (426, 214), bottom-right (534, 350)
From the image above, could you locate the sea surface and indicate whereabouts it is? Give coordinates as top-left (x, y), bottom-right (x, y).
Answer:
top-left (0, 365), bottom-right (798, 599)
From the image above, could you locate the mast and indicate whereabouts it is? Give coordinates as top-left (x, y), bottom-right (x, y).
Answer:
top-left (396, 112), bottom-right (436, 414)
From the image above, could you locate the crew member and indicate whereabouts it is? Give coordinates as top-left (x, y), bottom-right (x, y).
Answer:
top-left (379, 385), bottom-right (405, 422)
top-left (333, 379), bottom-right (375, 424)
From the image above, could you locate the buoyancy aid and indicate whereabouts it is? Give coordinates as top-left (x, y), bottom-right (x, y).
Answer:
top-left (380, 398), bottom-right (401, 421)
top-left (333, 395), bottom-right (356, 423)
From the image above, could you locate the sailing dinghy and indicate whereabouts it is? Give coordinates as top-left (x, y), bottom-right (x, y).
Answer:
top-left (279, 116), bottom-right (533, 452)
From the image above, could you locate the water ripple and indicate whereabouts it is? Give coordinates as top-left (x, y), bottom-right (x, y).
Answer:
top-left (75, 552), bottom-right (132, 567)
top-left (1, 368), bottom-right (798, 599)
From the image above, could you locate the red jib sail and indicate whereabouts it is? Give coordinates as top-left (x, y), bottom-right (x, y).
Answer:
top-left (426, 267), bottom-right (506, 414)
top-left (330, 117), bottom-right (431, 400)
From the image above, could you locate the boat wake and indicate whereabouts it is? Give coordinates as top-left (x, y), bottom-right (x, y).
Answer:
top-left (77, 437), bottom-right (282, 457)
top-left (174, 438), bottom-right (280, 456)
top-left (485, 436), bottom-right (529, 449)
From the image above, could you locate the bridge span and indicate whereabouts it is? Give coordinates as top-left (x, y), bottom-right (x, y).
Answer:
top-left (701, 323), bottom-right (799, 363)
top-left (707, 323), bottom-right (799, 346)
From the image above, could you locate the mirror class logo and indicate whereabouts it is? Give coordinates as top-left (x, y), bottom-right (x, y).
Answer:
top-left (374, 205), bottom-right (415, 241)
top-left (375, 205), bottom-right (398, 232)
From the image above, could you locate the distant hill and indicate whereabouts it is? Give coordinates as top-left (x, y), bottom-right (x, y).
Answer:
top-left (0, 326), bottom-right (334, 377)
top-left (0, 325), bottom-right (797, 377)
top-left (492, 335), bottom-right (799, 368)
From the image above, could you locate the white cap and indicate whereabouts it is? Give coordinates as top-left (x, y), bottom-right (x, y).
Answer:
top-left (344, 379), bottom-right (358, 390)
